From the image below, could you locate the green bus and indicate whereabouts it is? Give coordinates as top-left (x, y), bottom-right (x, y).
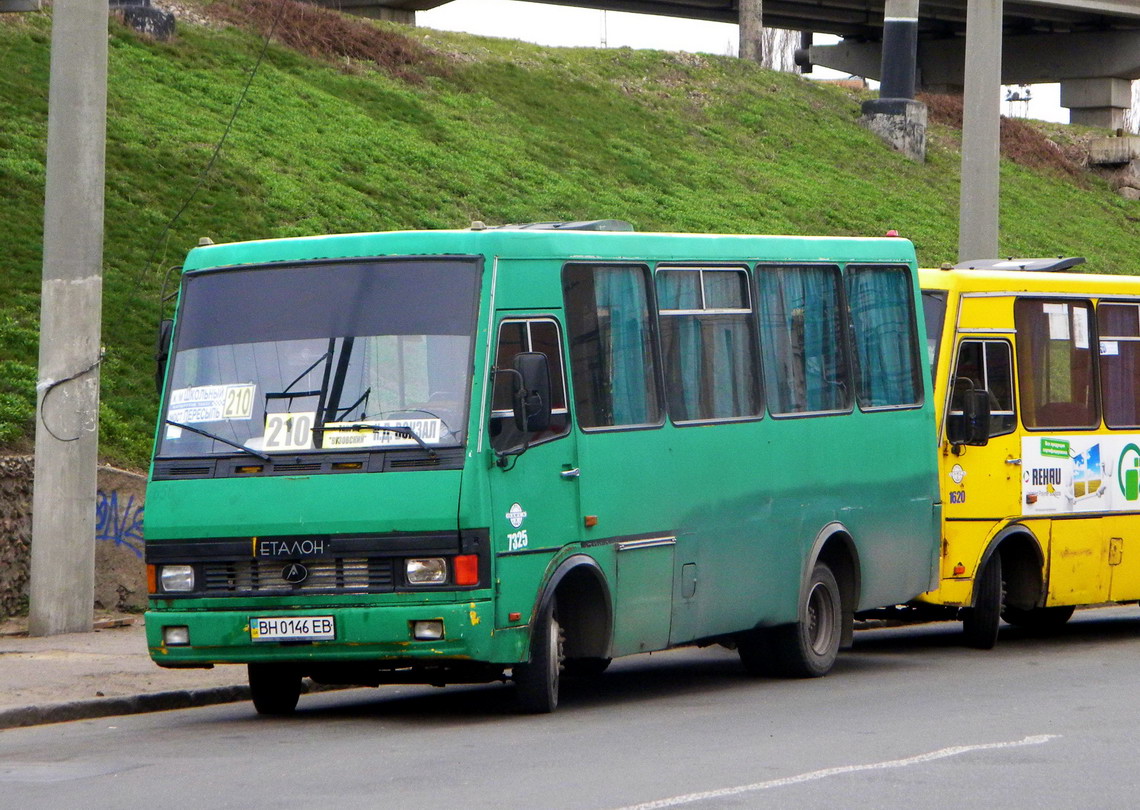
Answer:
top-left (144, 221), bottom-right (940, 714)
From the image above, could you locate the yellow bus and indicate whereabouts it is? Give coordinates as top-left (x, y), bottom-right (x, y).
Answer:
top-left (913, 257), bottom-right (1140, 647)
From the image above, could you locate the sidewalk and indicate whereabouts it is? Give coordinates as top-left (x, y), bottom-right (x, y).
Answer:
top-left (0, 614), bottom-right (251, 730)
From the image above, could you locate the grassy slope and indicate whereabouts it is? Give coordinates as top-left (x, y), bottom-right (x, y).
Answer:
top-left (2, 3), bottom-right (1139, 468)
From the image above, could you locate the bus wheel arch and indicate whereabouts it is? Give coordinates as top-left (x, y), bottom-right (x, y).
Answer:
top-left (963, 526), bottom-right (1045, 648)
top-left (514, 554), bottom-right (612, 712)
top-left (738, 527), bottom-right (857, 678)
top-left (970, 526), bottom-right (1045, 612)
top-left (812, 529), bottom-right (860, 650)
top-left (987, 527), bottom-right (1045, 612)
top-left (544, 554), bottom-right (613, 662)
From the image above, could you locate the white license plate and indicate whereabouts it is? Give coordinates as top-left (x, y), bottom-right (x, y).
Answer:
top-left (251, 615), bottom-right (335, 642)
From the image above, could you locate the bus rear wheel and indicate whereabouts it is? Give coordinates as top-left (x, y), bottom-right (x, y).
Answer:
top-left (739, 562), bottom-right (841, 678)
top-left (248, 664), bottom-right (302, 716)
top-left (962, 554), bottom-right (1002, 649)
top-left (513, 600), bottom-right (564, 713)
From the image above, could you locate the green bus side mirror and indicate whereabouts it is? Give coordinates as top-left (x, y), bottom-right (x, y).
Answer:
top-left (512, 352), bottom-right (552, 433)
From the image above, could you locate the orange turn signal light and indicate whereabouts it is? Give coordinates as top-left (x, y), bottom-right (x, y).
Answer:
top-left (146, 564), bottom-right (157, 594)
top-left (454, 554), bottom-right (479, 586)
top-left (953, 562), bottom-right (966, 576)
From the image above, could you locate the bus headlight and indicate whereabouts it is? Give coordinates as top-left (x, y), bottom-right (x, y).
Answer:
top-left (160, 565), bottom-right (195, 592)
top-left (406, 558), bottom-right (447, 584)
top-left (163, 625), bottom-right (190, 646)
top-left (412, 620), bottom-right (445, 640)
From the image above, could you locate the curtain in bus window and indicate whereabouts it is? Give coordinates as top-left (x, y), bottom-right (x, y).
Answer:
top-left (657, 270), bottom-right (703, 420)
top-left (1098, 302), bottom-right (1140, 428)
top-left (758, 265), bottom-right (848, 414)
top-left (597, 267), bottom-right (656, 425)
top-left (658, 269), bottom-right (760, 421)
top-left (564, 264), bottom-right (662, 428)
top-left (845, 265), bottom-right (921, 408)
top-left (1014, 298), bottom-right (1097, 428)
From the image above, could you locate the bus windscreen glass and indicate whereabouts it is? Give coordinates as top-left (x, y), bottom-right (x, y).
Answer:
top-left (158, 258), bottom-right (480, 457)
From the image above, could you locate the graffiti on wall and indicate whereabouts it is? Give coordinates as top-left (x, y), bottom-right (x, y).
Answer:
top-left (96, 489), bottom-right (144, 558)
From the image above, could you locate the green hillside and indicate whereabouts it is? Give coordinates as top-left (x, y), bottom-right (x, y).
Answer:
top-left (2, 0), bottom-right (1138, 469)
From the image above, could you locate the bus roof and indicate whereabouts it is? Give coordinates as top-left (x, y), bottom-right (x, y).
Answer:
top-left (919, 264), bottom-right (1140, 296)
top-left (181, 227), bottom-right (917, 273)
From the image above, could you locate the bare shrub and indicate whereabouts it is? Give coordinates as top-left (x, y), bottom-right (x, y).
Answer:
top-left (208, 0), bottom-right (449, 83)
top-left (919, 92), bottom-right (1084, 179)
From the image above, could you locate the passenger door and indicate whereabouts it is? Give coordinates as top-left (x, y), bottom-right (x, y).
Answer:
top-left (486, 318), bottom-right (582, 629)
top-left (941, 336), bottom-right (1020, 577)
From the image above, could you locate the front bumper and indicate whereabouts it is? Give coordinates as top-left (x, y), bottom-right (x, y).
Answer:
top-left (146, 599), bottom-right (524, 667)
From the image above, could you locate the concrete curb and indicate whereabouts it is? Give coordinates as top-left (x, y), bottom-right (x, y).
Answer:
top-left (0, 685), bottom-right (251, 731)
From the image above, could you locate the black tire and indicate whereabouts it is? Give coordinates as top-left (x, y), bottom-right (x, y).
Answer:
top-left (563, 657), bottom-right (611, 679)
top-left (513, 600), bottom-right (563, 713)
top-left (963, 554), bottom-right (1003, 649)
top-left (740, 562), bottom-right (842, 678)
top-left (1002, 604), bottom-right (1075, 630)
top-left (248, 664), bottom-right (302, 716)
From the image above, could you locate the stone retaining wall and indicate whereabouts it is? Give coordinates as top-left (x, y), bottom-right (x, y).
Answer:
top-left (0, 455), bottom-right (147, 619)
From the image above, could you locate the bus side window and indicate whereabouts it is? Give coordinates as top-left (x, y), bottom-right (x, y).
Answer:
top-left (949, 340), bottom-right (1016, 438)
top-left (563, 263), bottom-right (663, 429)
top-left (757, 264), bottom-right (850, 415)
top-left (490, 319), bottom-right (570, 451)
top-left (656, 266), bottom-right (762, 422)
top-left (1097, 302), bottom-right (1140, 428)
top-left (921, 290), bottom-right (949, 378)
top-left (1014, 298), bottom-right (1098, 429)
top-left (846, 264), bottom-right (923, 409)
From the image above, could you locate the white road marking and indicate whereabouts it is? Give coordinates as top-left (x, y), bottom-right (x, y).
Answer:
top-left (613, 734), bottom-right (1060, 810)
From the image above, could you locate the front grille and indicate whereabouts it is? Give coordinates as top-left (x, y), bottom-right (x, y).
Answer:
top-left (270, 462), bottom-right (323, 473)
top-left (201, 557), bottom-right (396, 595)
top-left (166, 464), bottom-right (216, 477)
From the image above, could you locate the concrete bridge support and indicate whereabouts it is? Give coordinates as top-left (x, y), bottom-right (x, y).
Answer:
top-left (858, 0), bottom-right (926, 162)
top-left (1061, 78), bottom-right (1133, 130)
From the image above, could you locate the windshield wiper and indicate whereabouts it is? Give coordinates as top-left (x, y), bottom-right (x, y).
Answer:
top-left (313, 423), bottom-right (437, 457)
top-left (164, 420), bottom-right (272, 462)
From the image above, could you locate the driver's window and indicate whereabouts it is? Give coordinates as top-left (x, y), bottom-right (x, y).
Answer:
top-left (949, 339), bottom-right (1015, 437)
top-left (490, 319), bottom-right (570, 451)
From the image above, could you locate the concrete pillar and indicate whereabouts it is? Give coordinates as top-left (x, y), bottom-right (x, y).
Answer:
top-left (878, 0), bottom-right (919, 100)
top-left (739, 0), bottom-right (763, 63)
top-left (958, 0), bottom-right (1003, 262)
top-left (29, 0), bottom-right (108, 636)
top-left (1060, 78), bottom-right (1132, 130)
top-left (859, 0), bottom-right (926, 162)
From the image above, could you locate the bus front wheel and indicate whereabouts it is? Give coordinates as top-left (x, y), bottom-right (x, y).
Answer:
top-left (739, 562), bottom-right (841, 678)
top-left (962, 554), bottom-right (1002, 649)
top-left (248, 663), bottom-right (302, 716)
top-left (513, 600), bottom-right (564, 713)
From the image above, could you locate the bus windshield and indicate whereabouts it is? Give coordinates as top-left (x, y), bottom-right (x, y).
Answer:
top-left (157, 257), bottom-right (481, 458)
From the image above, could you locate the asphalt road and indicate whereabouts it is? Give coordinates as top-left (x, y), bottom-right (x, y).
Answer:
top-left (3, 606), bottom-right (1139, 809)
